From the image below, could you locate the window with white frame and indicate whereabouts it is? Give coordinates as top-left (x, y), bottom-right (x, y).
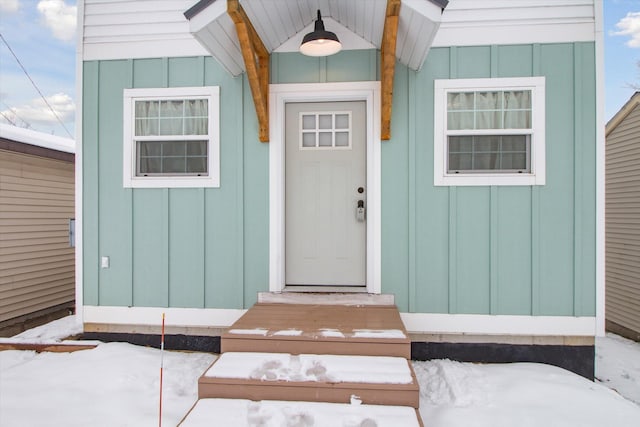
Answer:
top-left (123, 86), bottom-right (220, 188)
top-left (434, 77), bottom-right (545, 186)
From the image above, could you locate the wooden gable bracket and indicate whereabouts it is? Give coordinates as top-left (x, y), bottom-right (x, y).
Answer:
top-left (381, 0), bottom-right (401, 140)
top-left (228, 0), bottom-right (270, 142)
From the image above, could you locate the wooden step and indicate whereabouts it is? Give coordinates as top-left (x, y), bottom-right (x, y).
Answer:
top-left (198, 352), bottom-right (420, 408)
top-left (221, 303), bottom-right (411, 358)
top-left (179, 398), bottom-right (424, 427)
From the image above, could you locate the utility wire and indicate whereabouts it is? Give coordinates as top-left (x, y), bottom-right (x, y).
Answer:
top-left (0, 110), bottom-right (17, 126)
top-left (2, 101), bottom-right (32, 128)
top-left (0, 32), bottom-right (73, 138)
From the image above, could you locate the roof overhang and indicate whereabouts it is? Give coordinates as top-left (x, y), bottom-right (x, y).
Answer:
top-left (185, 0), bottom-right (446, 77)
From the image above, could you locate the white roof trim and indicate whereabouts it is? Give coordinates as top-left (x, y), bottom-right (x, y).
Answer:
top-left (0, 123), bottom-right (75, 154)
top-left (186, 0), bottom-right (444, 75)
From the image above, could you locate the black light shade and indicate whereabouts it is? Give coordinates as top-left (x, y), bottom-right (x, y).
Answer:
top-left (300, 10), bottom-right (342, 57)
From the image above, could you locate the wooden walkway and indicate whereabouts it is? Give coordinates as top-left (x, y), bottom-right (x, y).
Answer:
top-left (180, 301), bottom-right (423, 426)
top-left (221, 303), bottom-right (411, 358)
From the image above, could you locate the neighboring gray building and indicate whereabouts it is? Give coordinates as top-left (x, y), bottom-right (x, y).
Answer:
top-left (606, 92), bottom-right (640, 342)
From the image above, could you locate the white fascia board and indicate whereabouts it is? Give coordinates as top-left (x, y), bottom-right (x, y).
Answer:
top-left (83, 306), bottom-right (246, 328)
top-left (401, 313), bottom-right (597, 337)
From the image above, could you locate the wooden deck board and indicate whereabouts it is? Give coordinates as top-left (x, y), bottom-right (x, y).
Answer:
top-left (226, 303), bottom-right (408, 335)
top-left (221, 303), bottom-right (411, 358)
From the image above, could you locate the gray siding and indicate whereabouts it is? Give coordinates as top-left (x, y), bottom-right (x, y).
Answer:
top-left (0, 150), bottom-right (75, 323)
top-left (606, 101), bottom-right (640, 337)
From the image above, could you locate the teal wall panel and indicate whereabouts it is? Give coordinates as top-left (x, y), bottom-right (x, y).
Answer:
top-left (496, 187), bottom-right (532, 314)
top-left (575, 43), bottom-right (597, 316)
top-left (537, 43), bottom-right (576, 315)
top-left (241, 74), bottom-right (269, 308)
top-left (169, 57), bottom-right (205, 86)
top-left (327, 50), bottom-right (378, 82)
top-left (97, 60), bottom-right (133, 306)
top-left (414, 48), bottom-right (450, 314)
top-left (204, 58), bottom-right (245, 309)
top-left (272, 53), bottom-right (323, 83)
top-left (381, 65), bottom-right (410, 311)
top-left (168, 189), bottom-right (205, 308)
top-left (132, 58), bottom-right (167, 88)
top-left (83, 42), bottom-right (597, 320)
top-left (455, 188), bottom-right (491, 314)
top-left (497, 45), bottom-right (534, 78)
top-left (83, 56), bottom-right (269, 310)
top-left (456, 46), bottom-right (491, 78)
top-left (132, 189), bottom-right (168, 307)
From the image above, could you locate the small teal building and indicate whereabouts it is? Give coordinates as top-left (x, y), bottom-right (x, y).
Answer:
top-left (76, 0), bottom-right (605, 377)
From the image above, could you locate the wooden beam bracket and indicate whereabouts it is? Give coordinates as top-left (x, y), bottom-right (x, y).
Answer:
top-left (381, 0), bottom-right (401, 141)
top-left (228, 0), bottom-right (270, 142)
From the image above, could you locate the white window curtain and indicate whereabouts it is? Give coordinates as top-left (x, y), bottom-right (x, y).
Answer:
top-left (135, 99), bottom-right (208, 137)
top-left (447, 90), bottom-right (531, 131)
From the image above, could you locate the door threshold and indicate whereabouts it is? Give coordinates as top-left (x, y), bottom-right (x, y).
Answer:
top-left (259, 290), bottom-right (395, 306)
top-left (283, 286), bottom-right (367, 293)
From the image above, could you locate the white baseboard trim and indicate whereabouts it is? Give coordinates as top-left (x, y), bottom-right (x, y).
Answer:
top-left (83, 306), bottom-right (596, 338)
top-left (401, 313), bottom-right (596, 337)
top-left (83, 306), bottom-right (246, 329)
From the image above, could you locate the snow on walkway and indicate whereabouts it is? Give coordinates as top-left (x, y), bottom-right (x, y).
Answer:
top-left (1, 316), bottom-right (640, 426)
top-left (181, 398), bottom-right (420, 427)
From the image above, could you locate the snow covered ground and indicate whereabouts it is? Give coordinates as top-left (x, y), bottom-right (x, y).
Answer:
top-left (0, 316), bottom-right (639, 426)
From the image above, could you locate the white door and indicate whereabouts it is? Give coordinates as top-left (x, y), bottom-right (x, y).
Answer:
top-left (285, 101), bottom-right (367, 286)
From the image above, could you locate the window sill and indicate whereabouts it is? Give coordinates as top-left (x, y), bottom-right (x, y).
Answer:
top-left (124, 176), bottom-right (219, 189)
top-left (434, 173), bottom-right (545, 187)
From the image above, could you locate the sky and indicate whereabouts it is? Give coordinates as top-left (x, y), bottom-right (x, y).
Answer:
top-left (0, 1), bottom-right (640, 139)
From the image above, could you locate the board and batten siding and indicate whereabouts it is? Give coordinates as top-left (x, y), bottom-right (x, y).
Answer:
top-left (606, 96), bottom-right (640, 339)
top-left (84, 42), bottom-right (597, 319)
top-left (82, 56), bottom-right (268, 310)
top-left (0, 150), bottom-right (75, 323)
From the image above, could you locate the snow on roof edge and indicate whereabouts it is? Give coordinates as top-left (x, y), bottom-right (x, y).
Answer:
top-left (0, 123), bottom-right (75, 154)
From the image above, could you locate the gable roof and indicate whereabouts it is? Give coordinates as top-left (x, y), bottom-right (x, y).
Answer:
top-left (185, 0), bottom-right (447, 76)
top-left (606, 92), bottom-right (640, 138)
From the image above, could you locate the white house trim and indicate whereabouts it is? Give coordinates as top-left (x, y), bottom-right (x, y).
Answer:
top-left (269, 82), bottom-right (382, 294)
top-left (433, 0), bottom-right (596, 48)
top-left (84, 306), bottom-right (597, 337)
top-left (401, 313), bottom-right (597, 337)
top-left (83, 306), bottom-right (246, 329)
top-left (594, 0), bottom-right (605, 337)
top-left (75, 0), bottom-right (85, 327)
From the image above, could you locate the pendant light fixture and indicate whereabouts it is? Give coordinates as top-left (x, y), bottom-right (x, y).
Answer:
top-left (300, 10), bottom-right (342, 57)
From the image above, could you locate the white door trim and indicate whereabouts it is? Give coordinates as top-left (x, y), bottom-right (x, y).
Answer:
top-left (269, 81), bottom-right (381, 294)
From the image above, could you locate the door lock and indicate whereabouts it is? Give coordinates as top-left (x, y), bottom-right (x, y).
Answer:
top-left (356, 200), bottom-right (366, 222)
